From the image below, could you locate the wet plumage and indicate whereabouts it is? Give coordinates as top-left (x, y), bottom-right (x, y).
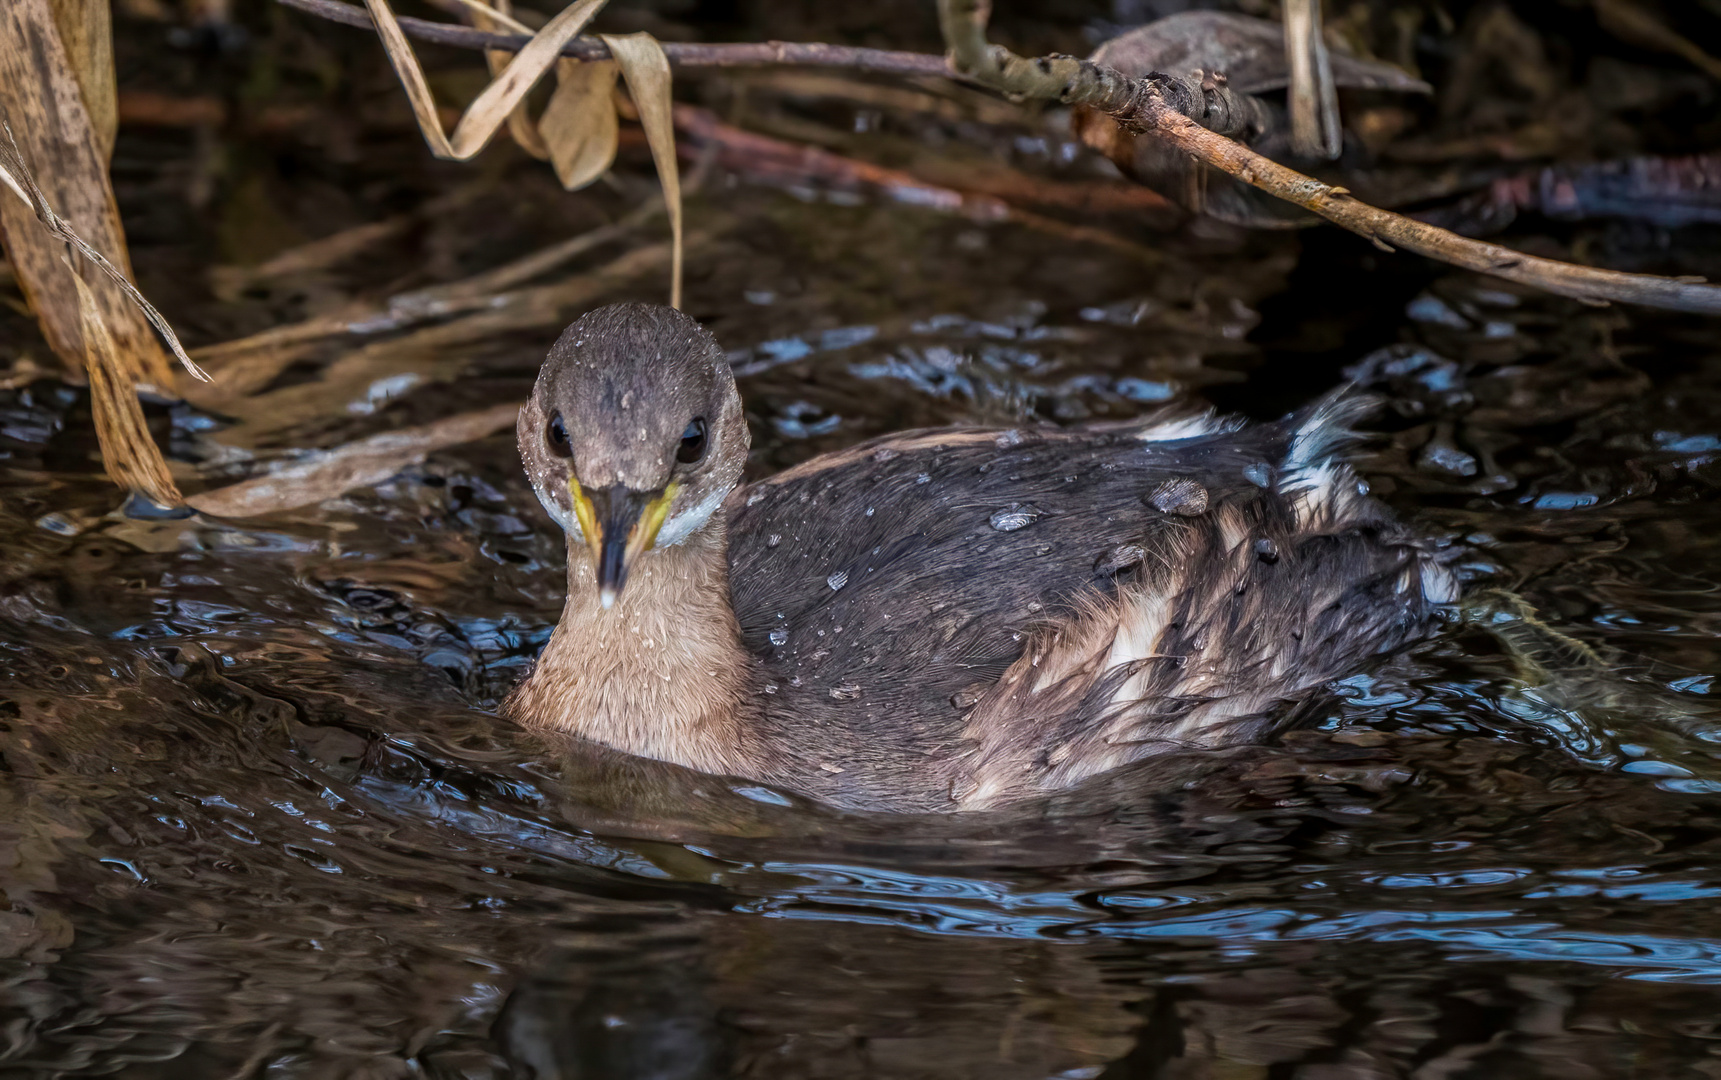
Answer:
top-left (508, 303), bottom-right (1457, 812)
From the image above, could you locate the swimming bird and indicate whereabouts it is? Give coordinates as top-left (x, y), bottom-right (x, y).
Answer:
top-left (507, 303), bottom-right (1457, 812)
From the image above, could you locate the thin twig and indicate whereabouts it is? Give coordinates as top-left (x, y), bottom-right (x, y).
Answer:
top-left (936, 0), bottom-right (1721, 315)
top-left (277, 0), bottom-right (955, 77)
top-left (0, 121), bottom-right (210, 378)
top-left (1141, 105), bottom-right (1721, 311)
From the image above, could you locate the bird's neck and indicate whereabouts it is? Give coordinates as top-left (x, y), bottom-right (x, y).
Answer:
top-left (509, 520), bottom-right (759, 776)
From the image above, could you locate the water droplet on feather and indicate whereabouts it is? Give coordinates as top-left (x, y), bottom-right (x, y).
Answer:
top-left (1147, 478), bottom-right (1208, 516)
top-left (1095, 543), bottom-right (1146, 575)
top-left (989, 504), bottom-right (1041, 531)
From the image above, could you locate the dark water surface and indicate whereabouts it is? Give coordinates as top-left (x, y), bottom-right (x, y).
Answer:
top-left (8, 43), bottom-right (1721, 1080)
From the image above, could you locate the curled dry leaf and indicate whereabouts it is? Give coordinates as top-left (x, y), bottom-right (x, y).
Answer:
top-left (461, 0), bottom-right (552, 159)
top-left (362, 0), bottom-right (606, 160)
top-left (453, 0), bottom-right (618, 184)
top-left (187, 403), bottom-right (522, 518)
top-left (540, 54), bottom-right (620, 190)
top-left (363, 0), bottom-right (681, 304)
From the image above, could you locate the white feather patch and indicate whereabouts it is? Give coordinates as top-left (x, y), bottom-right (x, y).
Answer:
top-left (657, 484), bottom-right (730, 547)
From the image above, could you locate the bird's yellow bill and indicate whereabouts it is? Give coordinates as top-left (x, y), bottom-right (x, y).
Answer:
top-left (568, 476), bottom-right (677, 608)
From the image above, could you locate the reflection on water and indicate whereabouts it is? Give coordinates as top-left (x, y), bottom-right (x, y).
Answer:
top-left (7, 196), bottom-right (1721, 1078)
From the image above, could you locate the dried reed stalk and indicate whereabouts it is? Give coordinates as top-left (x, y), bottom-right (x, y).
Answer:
top-left (0, 128), bottom-right (204, 381)
top-left (0, 1), bottom-right (209, 504)
top-left (203, 230), bottom-right (705, 448)
top-left (0, 0), bottom-right (181, 381)
top-left (602, 34), bottom-right (681, 308)
top-left (73, 268), bottom-right (178, 502)
top-left (1282, 0), bottom-right (1340, 159)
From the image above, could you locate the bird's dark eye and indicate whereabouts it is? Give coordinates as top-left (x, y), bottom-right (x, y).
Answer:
top-left (677, 417), bottom-right (707, 465)
top-left (546, 411), bottom-right (572, 458)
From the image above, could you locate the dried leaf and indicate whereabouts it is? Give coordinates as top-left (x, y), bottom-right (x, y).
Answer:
top-left (459, 0), bottom-right (552, 160)
top-left (446, 0), bottom-right (620, 184)
top-left (47, 0), bottom-right (117, 162)
top-left (0, 0), bottom-right (187, 383)
top-left (600, 32), bottom-right (682, 309)
top-left (73, 266), bottom-right (180, 505)
top-left (362, 0), bottom-right (606, 160)
top-left (187, 403), bottom-right (521, 518)
top-left (0, 4), bottom-right (203, 505)
top-left (539, 57), bottom-right (620, 190)
top-left (363, 1), bottom-right (681, 304)
top-left (0, 123), bottom-right (206, 382)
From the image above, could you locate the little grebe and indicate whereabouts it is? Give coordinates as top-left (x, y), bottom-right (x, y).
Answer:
top-left (507, 303), bottom-right (1457, 812)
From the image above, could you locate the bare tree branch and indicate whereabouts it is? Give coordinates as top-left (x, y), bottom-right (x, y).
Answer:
top-left (936, 0), bottom-right (1721, 315)
top-left (277, 0), bottom-right (1721, 314)
top-left (277, 0), bottom-right (955, 77)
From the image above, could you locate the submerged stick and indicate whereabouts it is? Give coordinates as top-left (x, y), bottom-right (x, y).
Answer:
top-left (191, 201), bottom-right (662, 370)
top-left (935, 0), bottom-right (1721, 315)
top-left (188, 402), bottom-right (521, 518)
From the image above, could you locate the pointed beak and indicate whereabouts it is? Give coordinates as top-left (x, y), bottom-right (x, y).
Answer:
top-left (568, 478), bottom-right (677, 609)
